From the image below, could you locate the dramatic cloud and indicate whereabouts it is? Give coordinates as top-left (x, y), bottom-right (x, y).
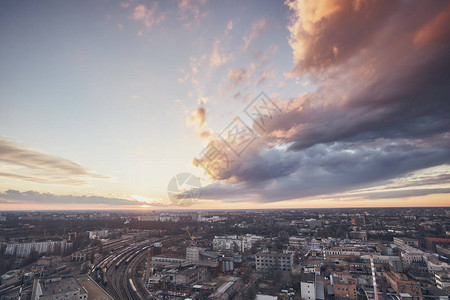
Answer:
top-left (0, 139), bottom-right (109, 186)
top-left (194, 0), bottom-right (450, 203)
top-left (197, 138), bottom-right (450, 202)
top-left (285, 0), bottom-right (397, 74)
top-left (0, 190), bottom-right (143, 206)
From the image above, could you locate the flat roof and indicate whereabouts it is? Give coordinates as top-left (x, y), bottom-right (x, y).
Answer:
top-left (216, 280), bottom-right (236, 294)
top-left (75, 275), bottom-right (113, 300)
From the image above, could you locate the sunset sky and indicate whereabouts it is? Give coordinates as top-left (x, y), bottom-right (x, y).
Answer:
top-left (0, 0), bottom-right (449, 210)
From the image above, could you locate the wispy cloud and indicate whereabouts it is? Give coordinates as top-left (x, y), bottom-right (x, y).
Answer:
top-left (132, 3), bottom-right (166, 29)
top-left (187, 107), bottom-right (212, 139)
top-left (0, 139), bottom-right (109, 186)
top-left (187, 107), bottom-right (206, 128)
top-left (242, 18), bottom-right (268, 51)
top-left (178, 0), bottom-right (208, 26)
top-left (227, 64), bottom-right (255, 89)
top-left (209, 42), bottom-right (233, 67)
top-left (257, 69), bottom-right (276, 85)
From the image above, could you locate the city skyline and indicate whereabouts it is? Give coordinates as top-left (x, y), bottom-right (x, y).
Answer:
top-left (1, 0), bottom-right (449, 210)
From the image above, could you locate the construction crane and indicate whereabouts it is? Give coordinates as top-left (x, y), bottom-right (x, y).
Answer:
top-left (184, 226), bottom-right (195, 244)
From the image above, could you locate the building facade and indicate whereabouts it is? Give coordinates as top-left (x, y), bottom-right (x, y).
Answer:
top-left (255, 252), bottom-right (294, 273)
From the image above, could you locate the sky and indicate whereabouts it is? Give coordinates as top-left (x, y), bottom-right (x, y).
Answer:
top-left (0, 0), bottom-right (449, 210)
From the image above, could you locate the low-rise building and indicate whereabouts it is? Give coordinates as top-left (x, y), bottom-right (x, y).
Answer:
top-left (323, 248), bottom-right (361, 257)
top-left (151, 255), bottom-right (186, 266)
top-left (435, 272), bottom-right (450, 292)
top-left (394, 237), bottom-right (419, 248)
top-left (399, 245), bottom-right (425, 265)
top-left (333, 276), bottom-right (357, 300)
top-left (166, 265), bottom-right (209, 286)
top-left (31, 277), bottom-right (88, 300)
top-left (384, 272), bottom-right (422, 300)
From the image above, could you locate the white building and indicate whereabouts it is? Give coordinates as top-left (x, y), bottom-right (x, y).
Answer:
top-left (301, 273), bottom-right (316, 300)
top-left (5, 240), bottom-right (71, 257)
top-left (88, 229), bottom-right (109, 239)
top-left (361, 254), bottom-right (402, 265)
top-left (323, 248), bottom-right (361, 257)
top-left (400, 245), bottom-right (425, 265)
top-left (138, 215), bottom-right (160, 221)
top-left (213, 235), bottom-right (252, 252)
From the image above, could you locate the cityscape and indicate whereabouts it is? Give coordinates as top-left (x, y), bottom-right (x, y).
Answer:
top-left (0, 208), bottom-right (449, 299)
top-left (1, 0), bottom-right (450, 299)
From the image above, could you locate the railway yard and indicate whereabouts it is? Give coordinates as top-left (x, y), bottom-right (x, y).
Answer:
top-left (0, 235), bottom-right (183, 299)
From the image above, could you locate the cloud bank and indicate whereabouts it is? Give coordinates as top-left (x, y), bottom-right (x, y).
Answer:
top-left (0, 139), bottom-right (109, 186)
top-left (0, 190), bottom-right (142, 206)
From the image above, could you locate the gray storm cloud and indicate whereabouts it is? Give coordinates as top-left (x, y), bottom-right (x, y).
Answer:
top-left (196, 0), bottom-right (450, 203)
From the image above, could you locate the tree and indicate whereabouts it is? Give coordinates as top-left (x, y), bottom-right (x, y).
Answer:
top-left (21, 250), bottom-right (39, 267)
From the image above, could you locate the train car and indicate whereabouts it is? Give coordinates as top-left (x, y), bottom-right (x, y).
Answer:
top-left (128, 278), bottom-right (137, 293)
top-left (61, 273), bottom-right (73, 278)
top-left (125, 253), bottom-right (134, 264)
top-left (101, 273), bottom-right (108, 286)
top-left (0, 284), bottom-right (18, 296)
top-left (115, 252), bottom-right (129, 269)
top-left (55, 265), bottom-right (67, 272)
top-left (42, 270), bottom-right (56, 277)
top-left (127, 279), bottom-right (144, 300)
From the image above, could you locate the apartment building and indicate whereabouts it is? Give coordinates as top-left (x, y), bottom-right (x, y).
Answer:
top-left (255, 251), bottom-right (294, 273)
top-left (213, 235), bottom-right (252, 252)
top-left (5, 240), bottom-right (71, 257)
top-left (384, 272), bottom-right (422, 300)
top-left (333, 277), bottom-right (357, 300)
